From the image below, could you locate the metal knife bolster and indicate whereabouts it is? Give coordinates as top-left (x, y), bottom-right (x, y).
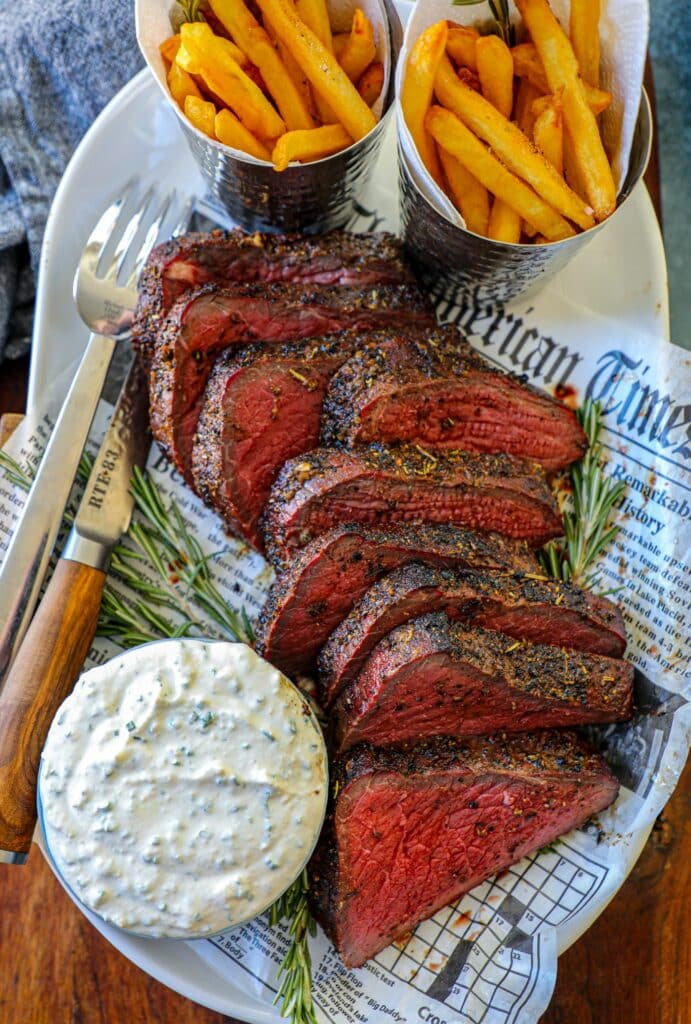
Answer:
top-left (62, 358), bottom-right (151, 570)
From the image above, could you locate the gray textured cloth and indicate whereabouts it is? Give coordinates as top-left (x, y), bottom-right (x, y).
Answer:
top-left (0, 0), bottom-right (143, 362)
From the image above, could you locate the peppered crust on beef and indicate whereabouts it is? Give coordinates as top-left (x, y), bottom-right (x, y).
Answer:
top-left (320, 331), bottom-right (587, 471)
top-left (148, 282), bottom-right (434, 482)
top-left (190, 328), bottom-right (432, 551)
top-left (330, 613), bottom-right (634, 753)
top-left (309, 731), bottom-right (619, 967)
top-left (132, 228), bottom-right (415, 367)
top-left (318, 563), bottom-right (628, 704)
top-left (255, 523), bottom-right (541, 678)
top-left (262, 444), bottom-right (563, 568)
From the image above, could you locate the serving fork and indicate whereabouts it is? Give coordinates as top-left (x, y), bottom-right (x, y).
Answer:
top-left (0, 179), bottom-right (191, 684)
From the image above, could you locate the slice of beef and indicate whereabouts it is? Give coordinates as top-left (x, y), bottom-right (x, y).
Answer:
top-left (309, 731), bottom-right (619, 967)
top-left (319, 563), bottom-right (627, 704)
top-left (255, 524), bottom-right (541, 678)
top-left (132, 229), bottom-right (413, 366)
top-left (331, 613), bottom-right (634, 754)
top-left (191, 328), bottom-right (430, 551)
top-left (262, 444), bottom-right (562, 567)
top-left (320, 332), bottom-right (587, 470)
top-left (148, 283), bottom-right (433, 481)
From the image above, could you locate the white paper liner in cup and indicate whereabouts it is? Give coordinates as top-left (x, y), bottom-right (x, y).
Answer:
top-left (396, 0), bottom-right (650, 303)
top-left (136, 0), bottom-right (401, 232)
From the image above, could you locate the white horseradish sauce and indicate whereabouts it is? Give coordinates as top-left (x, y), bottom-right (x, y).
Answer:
top-left (39, 639), bottom-right (327, 938)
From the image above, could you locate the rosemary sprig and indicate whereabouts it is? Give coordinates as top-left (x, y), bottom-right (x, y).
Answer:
top-left (451, 0), bottom-right (515, 46)
top-left (539, 398), bottom-right (626, 589)
top-left (177, 0), bottom-right (206, 23)
top-left (0, 446), bottom-right (313, 1024)
top-left (270, 869), bottom-right (318, 1024)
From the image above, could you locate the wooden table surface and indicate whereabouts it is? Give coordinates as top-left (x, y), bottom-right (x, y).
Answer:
top-left (0, 63), bottom-right (688, 1024)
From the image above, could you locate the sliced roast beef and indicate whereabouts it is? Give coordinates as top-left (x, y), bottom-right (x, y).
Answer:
top-left (309, 731), bottom-right (619, 967)
top-left (320, 332), bottom-right (587, 470)
top-left (255, 524), bottom-right (540, 678)
top-left (331, 613), bottom-right (633, 753)
top-left (319, 564), bottom-right (627, 703)
top-left (132, 229), bottom-right (413, 365)
top-left (191, 329), bottom-right (430, 550)
top-left (148, 283), bottom-right (433, 481)
top-left (262, 444), bottom-right (562, 567)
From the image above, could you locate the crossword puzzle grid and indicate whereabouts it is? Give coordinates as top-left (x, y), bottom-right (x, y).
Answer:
top-left (373, 841), bottom-right (609, 1022)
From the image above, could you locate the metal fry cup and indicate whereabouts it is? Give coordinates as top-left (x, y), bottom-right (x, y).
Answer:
top-left (136, 0), bottom-right (401, 233)
top-left (398, 91), bottom-right (652, 306)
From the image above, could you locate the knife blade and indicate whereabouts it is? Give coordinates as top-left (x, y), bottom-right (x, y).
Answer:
top-left (0, 357), bottom-right (151, 862)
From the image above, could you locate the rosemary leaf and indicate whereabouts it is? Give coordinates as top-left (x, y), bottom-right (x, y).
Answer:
top-left (540, 398), bottom-right (626, 588)
top-left (451, 0), bottom-right (514, 45)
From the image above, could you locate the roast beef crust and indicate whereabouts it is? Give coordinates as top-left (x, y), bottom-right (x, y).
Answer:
top-left (262, 444), bottom-right (562, 568)
top-left (254, 524), bottom-right (542, 675)
top-left (320, 331), bottom-right (588, 470)
top-left (308, 731), bottom-right (618, 954)
top-left (318, 563), bottom-right (627, 700)
top-left (132, 228), bottom-right (414, 366)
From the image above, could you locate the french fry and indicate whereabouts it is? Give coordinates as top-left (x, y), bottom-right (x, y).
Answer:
top-left (426, 106), bottom-right (575, 241)
top-left (264, 11), bottom-right (318, 119)
top-left (296, 0), bottom-right (333, 50)
top-left (294, 0), bottom-right (337, 123)
top-left (215, 108), bottom-right (272, 160)
top-left (435, 55), bottom-right (595, 229)
top-left (177, 23), bottom-right (286, 139)
top-left (457, 66), bottom-right (480, 92)
top-left (514, 77), bottom-right (542, 140)
top-left (515, 0), bottom-right (615, 220)
top-left (515, 79), bottom-right (542, 237)
top-left (532, 94), bottom-right (564, 174)
top-left (255, 0), bottom-right (377, 141)
top-left (476, 35), bottom-right (513, 118)
top-left (487, 198), bottom-right (522, 243)
top-left (401, 21), bottom-right (449, 188)
top-left (512, 43), bottom-right (611, 114)
top-left (337, 9), bottom-right (377, 83)
top-left (570, 0), bottom-right (601, 88)
top-left (184, 95), bottom-right (217, 138)
top-left (168, 61), bottom-right (203, 107)
top-left (160, 34), bottom-right (181, 65)
top-left (272, 123), bottom-right (352, 170)
top-left (438, 145), bottom-right (490, 236)
top-left (563, 132), bottom-right (587, 200)
top-left (208, 0), bottom-right (314, 130)
top-left (446, 25), bottom-right (479, 71)
top-left (357, 61), bottom-right (384, 107)
top-left (333, 32), bottom-right (348, 60)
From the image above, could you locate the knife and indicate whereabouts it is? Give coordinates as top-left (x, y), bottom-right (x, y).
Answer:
top-left (0, 357), bottom-right (151, 862)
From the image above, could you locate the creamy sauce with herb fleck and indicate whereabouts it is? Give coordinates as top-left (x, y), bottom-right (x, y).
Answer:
top-left (39, 639), bottom-right (327, 938)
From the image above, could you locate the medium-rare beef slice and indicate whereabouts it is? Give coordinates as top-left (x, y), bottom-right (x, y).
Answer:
top-left (148, 283), bottom-right (433, 481)
top-left (319, 563), bottom-right (627, 703)
top-left (255, 524), bottom-right (541, 678)
top-left (309, 731), bottom-right (619, 967)
top-left (262, 443), bottom-right (562, 567)
top-left (331, 613), bottom-right (634, 753)
top-left (132, 229), bottom-right (414, 366)
top-left (320, 332), bottom-right (587, 470)
top-left (191, 328), bottom-right (431, 551)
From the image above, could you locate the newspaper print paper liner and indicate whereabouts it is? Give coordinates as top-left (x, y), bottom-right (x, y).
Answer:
top-left (395, 0), bottom-right (649, 231)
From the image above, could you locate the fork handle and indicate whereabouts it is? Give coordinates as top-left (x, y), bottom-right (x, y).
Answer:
top-left (0, 333), bottom-right (115, 683)
top-left (0, 558), bottom-right (105, 855)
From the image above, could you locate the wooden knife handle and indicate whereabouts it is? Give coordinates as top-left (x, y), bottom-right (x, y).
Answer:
top-left (0, 559), bottom-right (105, 855)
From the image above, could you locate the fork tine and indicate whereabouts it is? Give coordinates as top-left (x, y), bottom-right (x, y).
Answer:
top-left (128, 190), bottom-right (177, 287)
top-left (107, 185), bottom-right (158, 285)
top-left (169, 196), bottom-right (195, 239)
top-left (91, 177), bottom-right (142, 274)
